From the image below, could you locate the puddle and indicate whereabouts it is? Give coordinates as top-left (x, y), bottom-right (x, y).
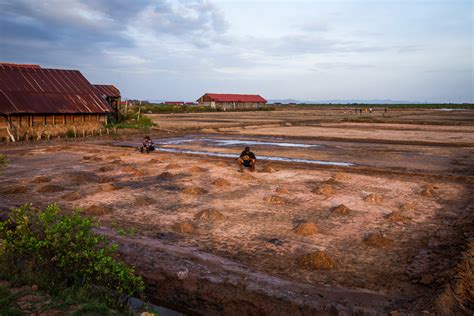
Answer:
top-left (435, 108), bottom-right (471, 111)
top-left (116, 136), bottom-right (354, 167)
top-left (157, 148), bottom-right (353, 167)
top-left (157, 137), bottom-right (320, 148)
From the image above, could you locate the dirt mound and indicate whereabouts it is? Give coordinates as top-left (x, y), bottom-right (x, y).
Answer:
top-left (158, 172), bottom-right (175, 179)
top-left (132, 196), bottom-right (157, 207)
top-left (332, 172), bottom-right (349, 181)
top-left (183, 186), bottom-right (208, 195)
top-left (98, 183), bottom-right (122, 192)
top-left (420, 185), bottom-right (437, 197)
top-left (148, 158), bottom-right (161, 163)
top-left (61, 191), bottom-right (82, 201)
top-left (266, 195), bottom-right (286, 205)
top-left (332, 204), bottom-right (351, 215)
top-left (323, 178), bottom-right (340, 186)
top-left (364, 193), bottom-right (384, 203)
top-left (165, 163), bottom-right (180, 170)
top-left (68, 172), bottom-right (97, 184)
top-left (194, 209), bottom-right (225, 221)
top-left (84, 204), bottom-right (113, 216)
top-left (212, 178), bottom-right (230, 187)
top-left (174, 221), bottom-right (195, 234)
top-left (385, 211), bottom-right (409, 222)
top-left (200, 128), bottom-right (217, 133)
top-left (293, 222), bottom-right (318, 236)
top-left (261, 165), bottom-right (277, 173)
top-left (188, 166), bottom-right (207, 173)
top-left (275, 187), bottom-right (289, 194)
top-left (239, 173), bottom-right (256, 180)
top-left (82, 155), bottom-right (102, 162)
top-left (1, 185), bottom-right (29, 194)
top-left (364, 232), bottom-right (392, 247)
top-left (400, 201), bottom-right (415, 212)
top-left (297, 251), bottom-right (335, 270)
top-left (31, 176), bottom-right (51, 183)
top-left (98, 165), bottom-right (114, 172)
top-left (312, 184), bottom-right (336, 196)
top-left (98, 176), bottom-right (114, 183)
top-left (37, 184), bottom-right (65, 193)
top-left (121, 166), bottom-right (143, 176)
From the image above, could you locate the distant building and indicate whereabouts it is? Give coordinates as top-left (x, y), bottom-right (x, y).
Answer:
top-left (196, 93), bottom-right (267, 110)
top-left (93, 84), bottom-right (121, 120)
top-left (0, 62), bottom-right (114, 141)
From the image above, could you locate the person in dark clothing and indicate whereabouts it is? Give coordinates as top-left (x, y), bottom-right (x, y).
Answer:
top-left (237, 146), bottom-right (256, 172)
top-left (140, 136), bottom-right (155, 153)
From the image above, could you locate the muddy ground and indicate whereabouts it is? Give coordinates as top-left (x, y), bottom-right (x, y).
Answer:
top-left (1, 108), bottom-right (473, 315)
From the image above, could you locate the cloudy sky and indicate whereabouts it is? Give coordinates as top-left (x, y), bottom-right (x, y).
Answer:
top-left (1, 0), bottom-right (472, 102)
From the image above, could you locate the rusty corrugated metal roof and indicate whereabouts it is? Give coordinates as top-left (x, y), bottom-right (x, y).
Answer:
top-left (198, 93), bottom-right (267, 103)
top-left (0, 64), bottom-right (113, 114)
top-left (93, 84), bottom-right (121, 98)
top-left (0, 62), bottom-right (42, 69)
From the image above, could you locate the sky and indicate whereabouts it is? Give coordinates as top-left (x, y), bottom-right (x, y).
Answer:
top-left (0, 0), bottom-right (472, 102)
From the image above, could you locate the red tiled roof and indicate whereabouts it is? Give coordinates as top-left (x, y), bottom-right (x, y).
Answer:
top-left (0, 64), bottom-right (113, 114)
top-left (200, 93), bottom-right (267, 103)
top-left (93, 84), bottom-right (121, 98)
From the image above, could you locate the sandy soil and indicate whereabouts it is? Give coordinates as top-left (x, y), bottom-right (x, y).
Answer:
top-left (1, 108), bottom-right (473, 315)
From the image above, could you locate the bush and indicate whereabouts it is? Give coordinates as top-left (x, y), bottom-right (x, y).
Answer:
top-left (0, 154), bottom-right (7, 167)
top-left (65, 129), bottom-right (75, 138)
top-left (0, 204), bottom-right (144, 298)
top-left (108, 108), bottom-right (156, 129)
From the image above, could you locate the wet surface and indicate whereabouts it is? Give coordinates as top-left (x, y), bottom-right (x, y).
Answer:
top-left (116, 134), bottom-right (474, 175)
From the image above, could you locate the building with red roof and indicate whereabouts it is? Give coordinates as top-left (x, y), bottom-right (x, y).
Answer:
top-left (196, 93), bottom-right (267, 110)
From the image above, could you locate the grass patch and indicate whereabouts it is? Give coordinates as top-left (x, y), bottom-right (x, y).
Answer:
top-left (287, 103), bottom-right (474, 109)
top-left (0, 154), bottom-right (7, 168)
top-left (107, 109), bottom-right (156, 130)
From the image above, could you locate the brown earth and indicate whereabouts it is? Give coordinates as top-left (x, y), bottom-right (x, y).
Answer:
top-left (292, 221), bottom-right (318, 236)
top-left (364, 232), bottom-right (393, 247)
top-left (297, 250), bottom-right (336, 270)
top-left (0, 108), bottom-right (473, 314)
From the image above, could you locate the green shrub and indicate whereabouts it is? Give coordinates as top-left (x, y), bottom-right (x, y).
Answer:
top-left (0, 154), bottom-right (7, 167)
top-left (0, 204), bottom-right (144, 297)
top-left (107, 109), bottom-right (156, 129)
top-left (65, 129), bottom-right (75, 138)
